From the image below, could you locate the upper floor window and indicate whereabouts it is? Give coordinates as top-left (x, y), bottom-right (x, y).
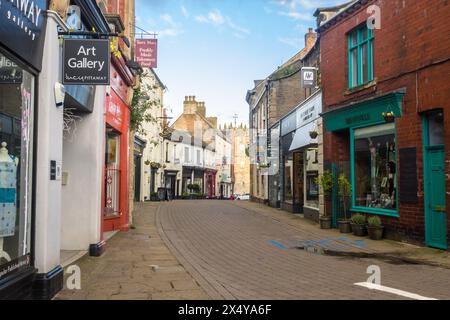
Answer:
top-left (348, 25), bottom-right (374, 88)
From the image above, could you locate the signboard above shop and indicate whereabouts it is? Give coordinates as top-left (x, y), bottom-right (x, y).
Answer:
top-left (0, 0), bottom-right (47, 71)
top-left (135, 39), bottom-right (158, 68)
top-left (63, 39), bottom-right (110, 85)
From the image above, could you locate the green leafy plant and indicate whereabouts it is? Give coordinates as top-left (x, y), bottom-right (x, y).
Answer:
top-left (130, 72), bottom-right (160, 135)
top-left (351, 214), bottom-right (367, 225)
top-left (368, 216), bottom-right (383, 228)
top-left (316, 171), bottom-right (333, 218)
top-left (338, 174), bottom-right (352, 221)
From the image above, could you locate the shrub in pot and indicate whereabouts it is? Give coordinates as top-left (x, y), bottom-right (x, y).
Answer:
top-left (351, 214), bottom-right (368, 237)
top-left (316, 171), bottom-right (333, 229)
top-left (337, 174), bottom-right (352, 233)
top-left (367, 216), bottom-right (384, 240)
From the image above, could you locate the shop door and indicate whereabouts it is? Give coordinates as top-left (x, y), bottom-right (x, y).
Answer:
top-left (425, 147), bottom-right (447, 249)
top-left (105, 130), bottom-right (121, 219)
top-left (424, 112), bottom-right (447, 250)
top-left (134, 154), bottom-right (142, 202)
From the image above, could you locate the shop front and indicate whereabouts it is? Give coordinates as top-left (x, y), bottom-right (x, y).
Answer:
top-left (280, 91), bottom-right (322, 219)
top-left (0, 0), bottom-right (49, 299)
top-left (204, 169), bottom-right (217, 199)
top-left (103, 62), bottom-right (133, 232)
top-left (322, 91), bottom-right (404, 229)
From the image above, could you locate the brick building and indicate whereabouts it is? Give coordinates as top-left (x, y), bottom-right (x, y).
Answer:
top-left (317, 0), bottom-right (450, 249)
top-left (247, 28), bottom-right (318, 206)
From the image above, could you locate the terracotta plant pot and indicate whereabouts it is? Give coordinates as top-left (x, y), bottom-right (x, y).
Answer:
top-left (368, 226), bottom-right (384, 240)
top-left (351, 224), bottom-right (368, 237)
top-left (338, 221), bottom-right (352, 234)
top-left (319, 217), bottom-right (332, 230)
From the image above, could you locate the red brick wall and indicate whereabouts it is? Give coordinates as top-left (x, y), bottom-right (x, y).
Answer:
top-left (320, 0), bottom-right (450, 246)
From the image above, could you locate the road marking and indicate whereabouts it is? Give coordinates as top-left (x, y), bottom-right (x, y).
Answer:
top-left (354, 282), bottom-right (438, 300)
top-left (268, 240), bottom-right (288, 250)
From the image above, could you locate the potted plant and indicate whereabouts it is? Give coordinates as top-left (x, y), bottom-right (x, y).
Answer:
top-left (367, 216), bottom-right (384, 240)
top-left (382, 111), bottom-right (395, 123)
top-left (316, 171), bottom-right (333, 229)
top-left (337, 174), bottom-right (352, 233)
top-left (351, 214), bottom-right (368, 237)
top-left (309, 131), bottom-right (319, 139)
top-left (150, 192), bottom-right (159, 202)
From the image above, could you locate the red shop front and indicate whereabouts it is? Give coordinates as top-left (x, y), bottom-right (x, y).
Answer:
top-left (103, 61), bottom-right (134, 232)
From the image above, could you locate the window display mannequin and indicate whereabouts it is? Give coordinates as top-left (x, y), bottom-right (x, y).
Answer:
top-left (0, 142), bottom-right (18, 263)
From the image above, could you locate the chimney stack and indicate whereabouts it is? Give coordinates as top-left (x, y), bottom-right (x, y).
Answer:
top-left (305, 27), bottom-right (317, 51)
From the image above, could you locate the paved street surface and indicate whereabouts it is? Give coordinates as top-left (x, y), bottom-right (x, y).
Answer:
top-left (56, 202), bottom-right (209, 300)
top-left (57, 200), bottom-right (450, 300)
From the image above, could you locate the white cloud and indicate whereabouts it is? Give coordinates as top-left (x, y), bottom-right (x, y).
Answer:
top-left (156, 14), bottom-right (184, 38)
top-left (279, 11), bottom-right (313, 21)
top-left (181, 5), bottom-right (189, 18)
top-left (195, 9), bottom-right (250, 39)
top-left (278, 37), bottom-right (302, 48)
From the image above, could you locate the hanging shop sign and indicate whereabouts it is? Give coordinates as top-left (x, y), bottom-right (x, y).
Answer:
top-left (301, 67), bottom-right (317, 88)
top-left (0, 0), bottom-right (47, 71)
top-left (0, 56), bottom-right (22, 84)
top-left (63, 39), bottom-right (110, 85)
top-left (135, 39), bottom-right (158, 68)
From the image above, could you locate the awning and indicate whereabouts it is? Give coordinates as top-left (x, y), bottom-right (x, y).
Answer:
top-left (289, 121), bottom-right (318, 151)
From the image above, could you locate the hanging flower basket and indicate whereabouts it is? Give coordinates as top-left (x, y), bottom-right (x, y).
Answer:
top-left (309, 131), bottom-right (319, 139)
top-left (150, 162), bottom-right (162, 169)
top-left (382, 112), bottom-right (396, 123)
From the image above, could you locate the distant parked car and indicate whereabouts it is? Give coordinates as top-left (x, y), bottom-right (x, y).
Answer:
top-left (236, 194), bottom-right (250, 201)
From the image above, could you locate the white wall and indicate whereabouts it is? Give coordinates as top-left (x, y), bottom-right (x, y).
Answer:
top-left (34, 12), bottom-right (65, 273)
top-left (61, 86), bottom-right (105, 251)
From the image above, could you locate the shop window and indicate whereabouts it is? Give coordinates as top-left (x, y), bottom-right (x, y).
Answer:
top-left (306, 172), bottom-right (319, 201)
top-left (353, 123), bottom-right (397, 212)
top-left (0, 53), bottom-right (34, 277)
top-left (348, 25), bottom-right (374, 88)
top-left (284, 154), bottom-right (294, 204)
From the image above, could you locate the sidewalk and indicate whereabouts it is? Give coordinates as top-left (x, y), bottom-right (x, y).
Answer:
top-left (233, 201), bottom-right (450, 270)
top-left (55, 202), bottom-right (209, 300)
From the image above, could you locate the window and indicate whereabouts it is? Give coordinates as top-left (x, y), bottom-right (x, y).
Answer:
top-left (0, 53), bottom-right (34, 278)
top-left (184, 147), bottom-right (190, 163)
top-left (284, 154), bottom-right (294, 204)
top-left (197, 150), bottom-right (201, 165)
top-left (353, 123), bottom-right (397, 211)
top-left (348, 25), bottom-right (374, 88)
top-left (165, 142), bottom-right (169, 163)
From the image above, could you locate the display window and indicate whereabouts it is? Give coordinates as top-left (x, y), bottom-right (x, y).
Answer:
top-left (353, 123), bottom-right (397, 212)
top-left (284, 154), bottom-right (293, 204)
top-left (0, 52), bottom-right (34, 279)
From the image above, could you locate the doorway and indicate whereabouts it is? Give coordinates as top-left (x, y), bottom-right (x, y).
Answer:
top-left (104, 127), bottom-right (121, 220)
top-left (134, 154), bottom-right (142, 202)
top-left (423, 111), bottom-right (447, 250)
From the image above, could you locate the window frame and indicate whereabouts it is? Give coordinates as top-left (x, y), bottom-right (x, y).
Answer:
top-left (348, 24), bottom-right (374, 88)
top-left (350, 122), bottom-right (399, 218)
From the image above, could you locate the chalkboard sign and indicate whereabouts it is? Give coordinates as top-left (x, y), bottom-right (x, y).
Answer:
top-left (399, 148), bottom-right (418, 203)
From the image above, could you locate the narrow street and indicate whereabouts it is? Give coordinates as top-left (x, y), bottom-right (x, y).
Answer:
top-left (58, 201), bottom-right (450, 300)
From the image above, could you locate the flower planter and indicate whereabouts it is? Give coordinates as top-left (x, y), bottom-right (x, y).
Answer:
top-left (368, 226), bottom-right (384, 240)
top-left (319, 217), bottom-right (332, 230)
top-left (351, 224), bottom-right (368, 237)
top-left (338, 221), bottom-right (352, 234)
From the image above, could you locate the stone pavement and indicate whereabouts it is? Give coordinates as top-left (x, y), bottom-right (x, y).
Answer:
top-left (55, 202), bottom-right (209, 300)
top-left (158, 200), bottom-right (450, 300)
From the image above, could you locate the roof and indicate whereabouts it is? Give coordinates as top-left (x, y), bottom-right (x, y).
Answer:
top-left (314, 0), bottom-right (363, 32)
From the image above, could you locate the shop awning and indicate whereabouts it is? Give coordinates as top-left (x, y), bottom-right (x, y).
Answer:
top-left (289, 121), bottom-right (318, 151)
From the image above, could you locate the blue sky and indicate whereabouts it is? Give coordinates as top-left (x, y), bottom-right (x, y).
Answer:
top-left (135, 0), bottom-right (343, 126)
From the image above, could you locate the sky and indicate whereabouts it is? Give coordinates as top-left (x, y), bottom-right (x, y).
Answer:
top-left (135, 0), bottom-right (343, 126)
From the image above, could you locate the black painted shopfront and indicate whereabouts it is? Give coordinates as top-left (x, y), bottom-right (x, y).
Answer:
top-left (0, 0), bottom-right (47, 299)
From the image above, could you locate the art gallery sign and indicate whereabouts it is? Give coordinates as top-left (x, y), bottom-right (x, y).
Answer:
top-left (0, 0), bottom-right (47, 70)
top-left (63, 39), bottom-right (110, 85)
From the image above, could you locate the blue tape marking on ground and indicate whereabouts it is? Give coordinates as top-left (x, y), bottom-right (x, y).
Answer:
top-left (352, 240), bottom-right (366, 248)
top-left (269, 240), bottom-right (289, 250)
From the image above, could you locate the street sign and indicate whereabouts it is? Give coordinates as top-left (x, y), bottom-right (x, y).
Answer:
top-left (63, 39), bottom-right (110, 85)
top-left (301, 67), bottom-right (317, 88)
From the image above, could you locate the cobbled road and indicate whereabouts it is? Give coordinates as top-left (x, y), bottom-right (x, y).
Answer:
top-left (158, 200), bottom-right (450, 300)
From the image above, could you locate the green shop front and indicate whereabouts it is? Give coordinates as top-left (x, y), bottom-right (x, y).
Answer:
top-left (322, 92), bottom-right (404, 230)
